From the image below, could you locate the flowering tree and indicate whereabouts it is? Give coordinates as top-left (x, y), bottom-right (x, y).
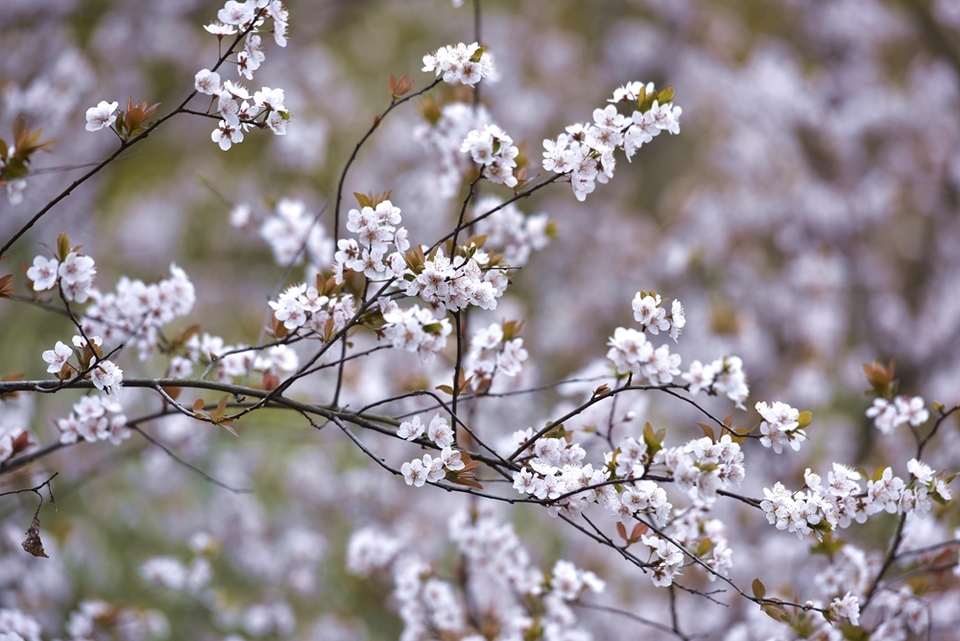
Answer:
top-left (1, 0), bottom-right (959, 640)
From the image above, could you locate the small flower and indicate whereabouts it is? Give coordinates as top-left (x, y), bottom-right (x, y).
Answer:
top-left (26, 255), bottom-right (59, 291)
top-left (427, 414), bottom-right (455, 448)
top-left (58, 252), bottom-right (96, 285)
top-left (218, 0), bottom-right (256, 26)
top-left (90, 360), bottom-right (123, 396)
top-left (204, 22), bottom-right (238, 36)
top-left (828, 592), bottom-right (860, 626)
top-left (85, 101), bottom-right (119, 132)
top-left (401, 458), bottom-right (428, 487)
top-left (212, 120), bottom-right (244, 150)
top-left (254, 86), bottom-right (286, 112)
top-left (440, 447), bottom-right (465, 471)
top-left (42, 341), bottom-right (73, 374)
top-left (195, 69), bottom-right (222, 95)
top-left (397, 416), bottom-right (425, 441)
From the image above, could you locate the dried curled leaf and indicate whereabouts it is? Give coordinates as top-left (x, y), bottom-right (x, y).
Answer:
top-left (22, 514), bottom-right (48, 558)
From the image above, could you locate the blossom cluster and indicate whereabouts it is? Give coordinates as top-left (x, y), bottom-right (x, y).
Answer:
top-left (653, 435), bottom-right (746, 504)
top-left (508, 430), bottom-right (700, 590)
top-left (268, 282), bottom-right (356, 339)
top-left (182, 332), bottom-right (299, 383)
top-left (606, 291), bottom-right (686, 383)
top-left (641, 532), bottom-right (685, 587)
top-left (197, 76), bottom-right (289, 150)
top-left (866, 395), bottom-right (929, 434)
top-left (414, 103), bottom-right (494, 198)
top-left (397, 413), bottom-right (468, 487)
top-left (422, 42), bottom-right (495, 87)
top-left (334, 200), bottom-right (409, 282)
top-left (509, 433), bottom-right (599, 516)
top-left (670, 506), bottom-right (734, 581)
top-left (606, 327), bottom-right (681, 383)
top-left (0, 608), bottom-right (42, 641)
top-left (509, 420), bottom-right (746, 588)
top-left (397, 413), bottom-right (455, 445)
top-left (194, 0), bottom-right (290, 149)
top-left (461, 124), bottom-right (520, 188)
top-left (463, 321), bottom-right (529, 392)
top-left (347, 506), bottom-right (603, 641)
top-left (26, 251), bottom-right (96, 303)
top-left (140, 554), bottom-right (212, 595)
top-left (760, 460), bottom-right (950, 540)
top-left (81, 263), bottom-right (196, 360)
top-left (631, 291), bottom-right (685, 341)
top-left (756, 400), bottom-right (807, 453)
top-left (543, 82), bottom-right (682, 201)
top-left (379, 301), bottom-right (452, 358)
top-left (681, 355), bottom-right (750, 408)
top-left (401, 245), bottom-right (508, 312)
top-left (256, 198), bottom-right (334, 268)
top-left (63, 600), bottom-right (167, 641)
top-left (42, 335), bottom-right (124, 396)
top-left (400, 447), bottom-right (465, 487)
top-left (867, 585), bottom-right (931, 638)
top-left (55, 392), bottom-right (128, 445)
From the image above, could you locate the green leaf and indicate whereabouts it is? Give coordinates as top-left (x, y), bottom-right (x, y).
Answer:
top-left (57, 232), bottom-right (70, 261)
top-left (643, 422), bottom-right (665, 456)
top-left (695, 537), bottom-right (713, 556)
top-left (353, 192), bottom-right (373, 208)
top-left (657, 86), bottom-right (675, 104)
top-left (761, 602), bottom-right (790, 622)
top-left (751, 578), bottom-right (766, 599)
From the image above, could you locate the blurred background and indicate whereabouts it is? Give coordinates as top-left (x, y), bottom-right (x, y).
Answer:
top-left (2, 0), bottom-right (960, 638)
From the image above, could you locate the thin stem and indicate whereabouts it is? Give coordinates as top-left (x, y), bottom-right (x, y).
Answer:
top-left (333, 79), bottom-right (442, 243)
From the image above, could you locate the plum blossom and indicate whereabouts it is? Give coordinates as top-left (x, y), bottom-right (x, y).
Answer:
top-left (212, 120), bottom-right (244, 150)
top-left (195, 69), bottom-right (221, 94)
top-left (85, 100), bottom-right (118, 132)
top-left (26, 256), bottom-right (59, 291)
top-left (90, 360), bottom-right (123, 396)
top-left (42, 341), bottom-right (72, 374)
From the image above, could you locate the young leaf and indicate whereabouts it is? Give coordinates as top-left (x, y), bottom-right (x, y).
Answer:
top-left (0, 274), bottom-right (13, 298)
top-left (698, 422), bottom-right (716, 442)
top-left (695, 537), bottom-right (713, 556)
top-left (354, 192), bottom-right (373, 208)
top-left (57, 233), bottom-right (70, 261)
top-left (616, 522), bottom-right (628, 541)
top-left (630, 522), bottom-right (648, 540)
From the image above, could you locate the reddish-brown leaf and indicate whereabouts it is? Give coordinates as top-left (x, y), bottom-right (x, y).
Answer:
top-left (0, 274), bottom-right (13, 298)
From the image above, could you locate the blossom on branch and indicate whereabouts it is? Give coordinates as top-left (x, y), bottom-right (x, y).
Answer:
top-left (422, 42), bottom-right (494, 87)
top-left (84, 101), bottom-right (118, 132)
